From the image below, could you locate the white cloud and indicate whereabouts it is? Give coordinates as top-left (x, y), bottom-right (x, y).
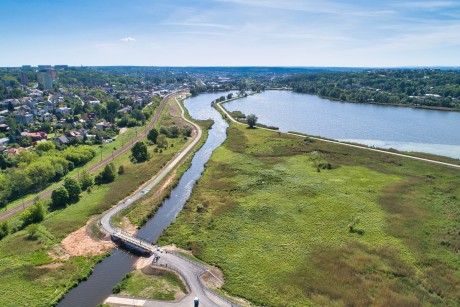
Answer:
top-left (120, 36), bottom-right (136, 42)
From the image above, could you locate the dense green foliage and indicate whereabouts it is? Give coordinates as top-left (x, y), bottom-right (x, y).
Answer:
top-left (95, 163), bottom-right (116, 184)
top-left (160, 124), bottom-right (460, 306)
top-left (0, 146), bottom-right (96, 207)
top-left (20, 200), bottom-right (46, 228)
top-left (246, 113), bottom-right (257, 128)
top-left (79, 170), bottom-right (94, 191)
top-left (51, 187), bottom-right (69, 209)
top-left (131, 141), bottom-right (149, 163)
top-left (63, 177), bottom-right (81, 203)
top-left (147, 128), bottom-right (159, 143)
top-left (283, 69), bottom-right (460, 109)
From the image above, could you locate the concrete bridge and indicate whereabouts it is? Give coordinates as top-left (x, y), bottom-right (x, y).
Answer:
top-left (111, 228), bottom-right (156, 255)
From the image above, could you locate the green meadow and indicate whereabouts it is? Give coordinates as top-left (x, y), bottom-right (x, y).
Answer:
top-left (160, 124), bottom-right (460, 306)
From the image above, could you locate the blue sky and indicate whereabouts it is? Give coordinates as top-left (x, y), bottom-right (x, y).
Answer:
top-left (1, 0), bottom-right (459, 67)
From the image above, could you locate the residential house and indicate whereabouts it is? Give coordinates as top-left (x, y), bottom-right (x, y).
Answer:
top-left (0, 124), bottom-right (9, 132)
top-left (57, 135), bottom-right (69, 145)
top-left (15, 113), bottom-right (34, 125)
top-left (96, 121), bottom-right (112, 130)
top-left (21, 131), bottom-right (48, 141)
top-left (56, 107), bottom-right (72, 115)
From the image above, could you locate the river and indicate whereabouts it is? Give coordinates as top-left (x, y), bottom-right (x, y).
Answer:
top-left (58, 92), bottom-right (229, 307)
top-left (225, 91), bottom-right (460, 159)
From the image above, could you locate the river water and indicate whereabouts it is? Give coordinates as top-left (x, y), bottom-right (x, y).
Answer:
top-left (58, 92), bottom-right (229, 307)
top-left (225, 91), bottom-right (460, 159)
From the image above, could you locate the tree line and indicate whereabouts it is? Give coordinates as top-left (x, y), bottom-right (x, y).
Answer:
top-left (280, 69), bottom-right (460, 109)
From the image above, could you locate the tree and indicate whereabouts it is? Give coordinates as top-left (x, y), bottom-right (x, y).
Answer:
top-left (156, 134), bottom-right (168, 148)
top-left (20, 199), bottom-right (46, 227)
top-left (183, 126), bottom-right (192, 137)
top-left (95, 163), bottom-right (116, 184)
top-left (35, 141), bottom-right (55, 152)
top-left (79, 170), bottom-right (94, 191)
top-left (227, 93), bottom-right (233, 100)
top-left (246, 114), bottom-right (258, 128)
top-left (131, 141), bottom-right (149, 163)
top-left (147, 128), bottom-right (159, 144)
top-left (169, 125), bottom-right (180, 138)
top-left (63, 177), bottom-right (81, 202)
top-left (51, 186), bottom-right (69, 209)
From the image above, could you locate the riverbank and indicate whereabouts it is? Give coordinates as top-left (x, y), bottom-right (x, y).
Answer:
top-left (159, 117), bottom-right (460, 305)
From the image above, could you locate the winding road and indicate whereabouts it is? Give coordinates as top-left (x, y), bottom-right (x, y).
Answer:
top-left (99, 95), bottom-right (236, 306)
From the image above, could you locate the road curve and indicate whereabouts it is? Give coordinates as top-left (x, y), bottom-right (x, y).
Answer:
top-left (216, 101), bottom-right (460, 170)
top-left (100, 94), bottom-right (202, 235)
top-left (99, 95), bottom-right (236, 306)
top-left (0, 91), bottom-right (176, 222)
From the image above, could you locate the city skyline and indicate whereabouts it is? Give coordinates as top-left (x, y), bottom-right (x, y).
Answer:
top-left (1, 0), bottom-right (459, 67)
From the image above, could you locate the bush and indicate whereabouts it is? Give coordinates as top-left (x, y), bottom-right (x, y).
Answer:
top-left (118, 165), bottom-right (125, 175)
top-left (0, 222), bottom-right (8, 240)
top-left (95, 163), bottom-right (116, 184)
top-left (62, 146), bottom-right (97, 166)
top-left (64, 177), bottom-right (82, 202)
top-left (27, 224), bottom-right (40, 240)
top-left (51, 186), bottom-right (69, 209)
top-left (79, 170), bottom-right (94, 191)
top-left (20, 200), bottom-right (46, 228)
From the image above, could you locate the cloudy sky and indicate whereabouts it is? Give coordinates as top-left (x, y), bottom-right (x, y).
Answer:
top-left (1, 0), bottom-right (459, 67)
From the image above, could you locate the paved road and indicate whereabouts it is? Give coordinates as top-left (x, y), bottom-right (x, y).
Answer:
top-left (0, 91), bottom-right (176, 222)
top-left (217, 101), bottom-right (460, 170)
top-left (100, 94), bottom-right (202, 235)
top-left (100, 95), bottom-right (235, 306)
top-left (105, 251), bottom-right (232, 307)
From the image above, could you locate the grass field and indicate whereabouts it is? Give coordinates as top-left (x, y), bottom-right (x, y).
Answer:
top-left (113, 270), bottom-right (187, 301)
top-left (0, 94), bottom-right (199, 306)
top-left (159, 124), bottom-right (460, 306)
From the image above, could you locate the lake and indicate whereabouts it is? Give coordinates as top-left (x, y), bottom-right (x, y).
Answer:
top-left (225, 91), bottom-right (460, 159)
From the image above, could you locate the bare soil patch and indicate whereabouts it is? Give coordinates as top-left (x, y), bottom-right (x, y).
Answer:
top-left (60, 219), bottom-right (115, 257)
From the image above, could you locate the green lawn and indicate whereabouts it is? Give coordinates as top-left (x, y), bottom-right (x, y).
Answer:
top-left (159, 124), bottom-right (460, 306)
top-left (113, 270), bottom-right (187, 301)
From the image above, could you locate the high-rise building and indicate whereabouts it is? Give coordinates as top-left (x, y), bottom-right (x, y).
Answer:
top-left (37, 72), bottom-right (54, 90)
top-left (19, 71), bottom-right (29, 86)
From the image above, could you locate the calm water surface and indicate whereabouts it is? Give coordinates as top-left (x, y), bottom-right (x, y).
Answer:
top-left (225, 91), bottom-right (460, 159)
top-left (58, 92), bottom-right (229, 306)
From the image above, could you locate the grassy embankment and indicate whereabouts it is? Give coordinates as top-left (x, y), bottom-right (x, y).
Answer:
top-left (0, 94), bottom-right (200, 306)
top-left (112, 96), bottom-right (213, 229)
top-left (159, 122), bottom-right (460, 306)
top-left (112, 270), bottom-right (187, 301)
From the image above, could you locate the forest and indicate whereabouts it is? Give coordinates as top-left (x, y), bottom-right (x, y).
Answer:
top-left (281, 69), bottom-right (460, 109)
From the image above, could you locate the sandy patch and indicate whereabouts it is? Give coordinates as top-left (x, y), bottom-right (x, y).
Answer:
top-left (119, 127), bottom-right (128, 134)
top-left (59, 219), bottom-right (115, 258)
